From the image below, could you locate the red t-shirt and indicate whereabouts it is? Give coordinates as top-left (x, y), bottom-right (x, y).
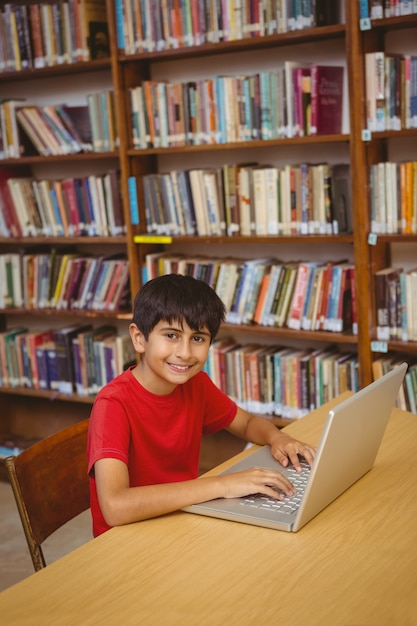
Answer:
top-left (87, 367), bottom-right (237, 536)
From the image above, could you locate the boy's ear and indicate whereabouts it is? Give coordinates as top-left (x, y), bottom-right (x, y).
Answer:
top-left (129, 323), bottom-right (146, 353)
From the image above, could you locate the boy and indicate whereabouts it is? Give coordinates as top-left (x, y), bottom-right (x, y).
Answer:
top-left (87, 274), bottom-right (316, 536)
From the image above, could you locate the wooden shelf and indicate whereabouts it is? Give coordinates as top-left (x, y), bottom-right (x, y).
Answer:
top-left (0, 58), bottom-right (112, 82)
top-left (119, 23), bottom-right (346, 64)
top-left (0, 386), bottom-right (95, 404)
top-left (2, 0), bottom-right (416, 454)
top-left (0, 151), bottom-right (119, 165)
top-left (127, 134), bottom-right (350, 156)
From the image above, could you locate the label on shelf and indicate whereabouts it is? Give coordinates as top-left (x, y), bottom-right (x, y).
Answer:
top-left (368, 233), bottom-right (378, 245)
top-left (371, 341), bottom-right (388, 353)
top-left (134, 235), bottom-right (173, 244)
top-left (359, 18), bottom-right (371, 31)
top-left (362, 129), bottom-right (372, 141)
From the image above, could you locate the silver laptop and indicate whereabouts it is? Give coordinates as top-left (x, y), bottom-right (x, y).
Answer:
top-left (184, 363), bottom-right (407, 532)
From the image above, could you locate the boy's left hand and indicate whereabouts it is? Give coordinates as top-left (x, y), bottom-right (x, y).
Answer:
top-left (270, 432), bottom-right (316, 472)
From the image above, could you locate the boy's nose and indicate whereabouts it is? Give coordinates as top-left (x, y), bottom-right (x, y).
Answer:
top-left (175, 339), bottom-right (192, 359)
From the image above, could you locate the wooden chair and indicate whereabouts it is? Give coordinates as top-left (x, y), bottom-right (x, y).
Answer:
top-left (4, 419), bottom-right (91, 572)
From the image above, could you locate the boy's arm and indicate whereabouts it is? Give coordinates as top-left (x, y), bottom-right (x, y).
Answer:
top-left (226, 406), bottom-right (316, 470)
top-left (94, 450), bottom-right (299, 528)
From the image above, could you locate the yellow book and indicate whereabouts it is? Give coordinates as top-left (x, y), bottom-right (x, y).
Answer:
top-left (52, 254), bottom-right (77, 308)
top-left (9, 9), bottom-right (22, 71)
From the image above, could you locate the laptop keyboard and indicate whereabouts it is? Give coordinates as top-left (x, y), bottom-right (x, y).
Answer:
top-left (240, 459), bottom-right (311, 515)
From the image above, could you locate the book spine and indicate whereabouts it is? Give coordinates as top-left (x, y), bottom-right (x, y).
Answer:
top-left (128, 176), bottom-right (139, 225)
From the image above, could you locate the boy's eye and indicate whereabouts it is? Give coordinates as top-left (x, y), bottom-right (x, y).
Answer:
top-left (166, 332), bottom-right (178, 340)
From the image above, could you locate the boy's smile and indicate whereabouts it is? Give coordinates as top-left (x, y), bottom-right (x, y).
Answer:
top-left (130, 319), bottom-right (212, 395)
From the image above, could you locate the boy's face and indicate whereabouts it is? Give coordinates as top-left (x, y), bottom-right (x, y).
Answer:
top-left (129, 318), bottom-right (212, 395)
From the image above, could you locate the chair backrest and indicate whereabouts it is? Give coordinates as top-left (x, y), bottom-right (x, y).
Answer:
top-left (4, 419), bottom-right (90, 571)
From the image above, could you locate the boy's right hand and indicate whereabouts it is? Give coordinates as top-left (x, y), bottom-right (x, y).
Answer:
top-left (218, 468), bottom-right (296, 501)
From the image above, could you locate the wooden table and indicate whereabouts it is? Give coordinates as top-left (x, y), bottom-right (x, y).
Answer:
top-left (1, 394), bottom-right (416, 625)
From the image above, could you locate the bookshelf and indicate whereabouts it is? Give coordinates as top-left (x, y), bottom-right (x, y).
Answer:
top-left (1, 1), bottom-right (416, 464)
top-left (357, 8), bottom-right (417, 405)
top-left (109, 1), bottom-right (369, 403)
top-left (0, 0), bottom-right (139, 457)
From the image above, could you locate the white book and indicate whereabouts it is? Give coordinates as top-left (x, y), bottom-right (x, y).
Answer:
top-left (252, 168), bottom-right (268, 236)
top-left (202, 170), bottom-right (223, 236)
top-left (265, 167), bottom-right (279, 235)
top-left (7, 179), bottom-right (32, 237)
top-left (189, 170), bottom-right (209, 236)
top-left (238, 166), bottom-right (252, 236)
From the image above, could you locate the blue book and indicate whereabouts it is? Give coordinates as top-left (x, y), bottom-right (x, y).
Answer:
top-left (215, 76), bottom-right (226, 143)
top-left (243, 77), bottom-right (252, 141)
top-left (128, 176), bottom-right (139, 225)
top-left (260, 71), bottom-right (272, 140)
top-left (300, 263), bottom-right (318, 327)
top-left (49, 187), bottom-right (64, 236)
top-left (35, 344), bottom-right (50, 390)
top-left (325, 265), bottom-right (343, 331)
top-left (45, 344), bottom-right (59, 391)
top-left (114, 0), bottom-right (125, 49)
top-left (359, 0), bottom-right (369, 19)
top-left (83, 178), bottom-right (97, 235)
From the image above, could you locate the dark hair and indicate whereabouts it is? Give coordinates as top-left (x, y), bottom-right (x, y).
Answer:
top-left (132, 274), bottom-right (226, 341)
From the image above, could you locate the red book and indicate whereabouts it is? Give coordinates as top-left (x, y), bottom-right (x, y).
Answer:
top-left (27, 330), bottom-right (55, 389)
top-left (315, 263), bottom-right (333, 330)
top-left (29, 3), bottom-right (45, 68)
top-left (0, 168), bottom-right (25, 237)
top-left (61, 178), bottom-right (81, 235)
top-left (102, 260), bottom-right (126, 311)
top-left (310, 65), bottom-right (344, 135)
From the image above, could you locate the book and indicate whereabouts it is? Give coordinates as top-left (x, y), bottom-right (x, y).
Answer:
top-left (0, 168), bottom-right (28, 237)
top-left (128, 176), bottom-right (139, 225)
top-left (365, 52), bottom-right (385, 132)
top-left (78, 325), bottom-right (116, 394)
top-left (55, 104), bottom-right (93, 152)
top-left (331, 164), bottom-right (353, 233)
top-left (315, 0), bottom-right (340, 26)
top-left (287, 262), bottom-right (317, 330)
top-left (189, 169), bottom-right (209, 236)
top-left (310, 65), bottom-right (344, 135)
top-left (259, 263), bottom-right (284, 326)
top-left (0, 327), bottom-right (27, 387)
top-left (54, 324), bottom-right (93, 394)
top-left (374, 267), bottom-right (401, 341)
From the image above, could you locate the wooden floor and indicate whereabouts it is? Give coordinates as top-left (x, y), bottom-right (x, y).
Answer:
top-left (0, 479), bottom-right (92, 593)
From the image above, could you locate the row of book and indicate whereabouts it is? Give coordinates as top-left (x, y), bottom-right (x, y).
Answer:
top-left (372, 356), bottom-right (417, 415)
top-left (370, 161), bottom-right (417, 234)
top-left (0, 168), bottom-right (125, 238)
top-left (0, 0), bottom-right (109, 73)
top-left (0, 252), bottom-right (131, 313)
top-left (375, 266), bottom-right (417, 343)
top-left (145, 253), bottom-right (358, 335)
top-left (361, 0), bottom-right (417, 19)
top-left (0, 95), bottom-right (117, 160)
top-left (129, 64), bottom-right (344, 149)
top-left (116, 0), bottom-right (340, 55)
top-left (134, 162), bottom-right (352, 238)
top-left (365, 52), bottom-right (417, 132)
top-left (0, 324), bottom-right (136, 396)
top-left (205, 342), bottom-right (359, 418)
